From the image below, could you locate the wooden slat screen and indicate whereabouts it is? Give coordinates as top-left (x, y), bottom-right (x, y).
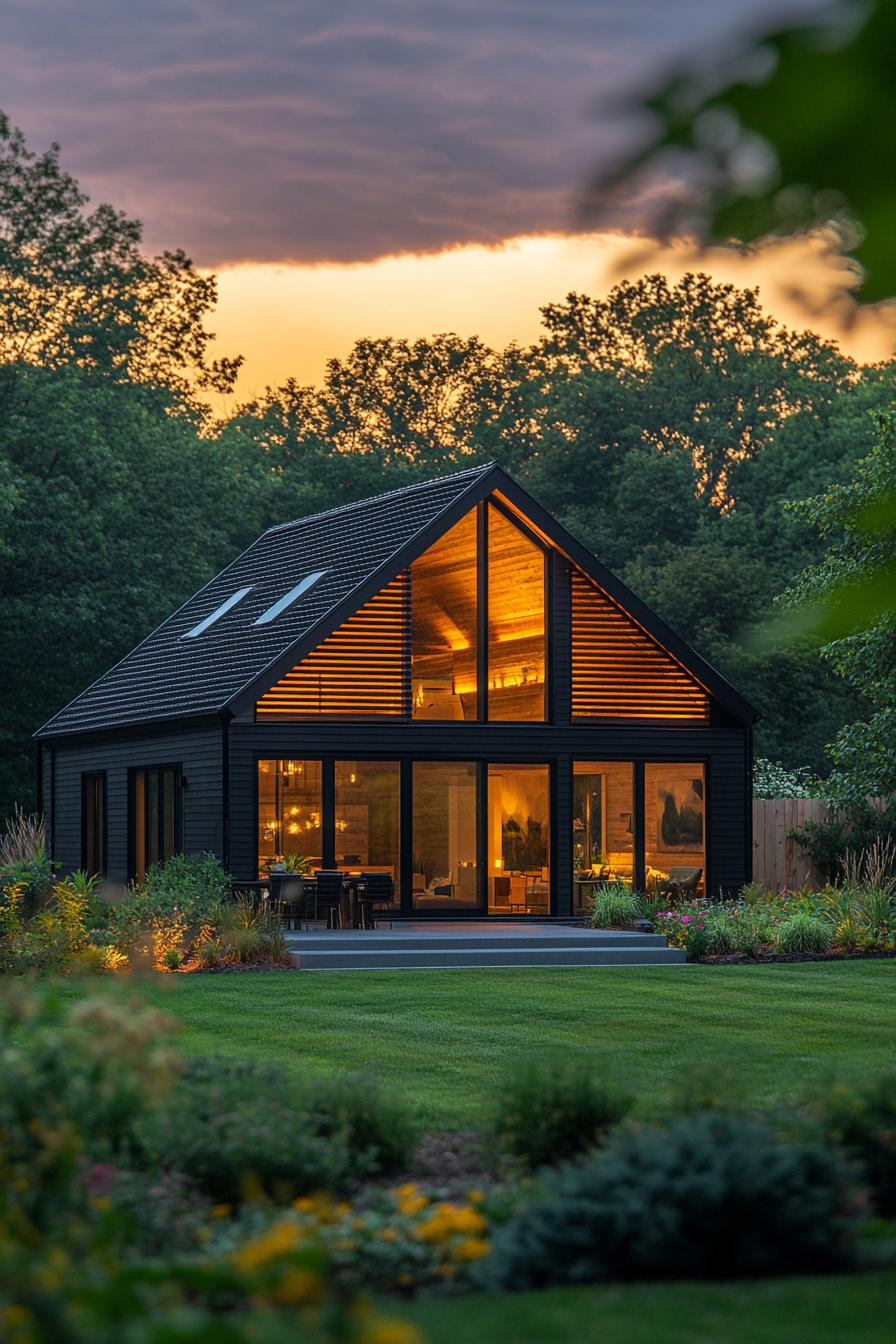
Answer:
top-left (256, 573), bottom-right (409, 717)
top-left (571, 569), bottom-right (709, 720)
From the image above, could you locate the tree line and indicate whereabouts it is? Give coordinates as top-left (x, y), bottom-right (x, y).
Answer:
top-left (0, 115), bottom-right (892, 821)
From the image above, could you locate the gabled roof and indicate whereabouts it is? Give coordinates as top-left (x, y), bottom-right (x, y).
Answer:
top-left (36, 461), bottom-right (756, 739)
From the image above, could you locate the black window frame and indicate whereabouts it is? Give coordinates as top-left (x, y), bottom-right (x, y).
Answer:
top-left (80, 771), bottom-right (107, 877)
top-left (128, 764), bottom-right (184, 881)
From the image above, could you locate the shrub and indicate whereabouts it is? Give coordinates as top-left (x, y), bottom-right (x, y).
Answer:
top-left (485, 1112), bottom-right (858, 1290)
top-left (824, 1072), bottom-right (896, 1216)
top-left (0, 805), bottom-right (46, 866)
top-left (217, 897), bottom-right (291, 966)
top-left (491, 1056), bottom-right (631, 1169)
top-left (702, 910), bottom-right (737, 956)
top-left (133, 1056), bottom-right (352, 1201)
top-left (775, 912), bottom-right (833, 955)
top-left (0, 986), bottom-right (179, 1228)
top-left (591, 882), bottom-right (640, 929)
top-left (307, 1072), bottom-right (419, 1176)
top-left (0, 846), bottom-right (54, 917)
top-left (791, 798), bottom-right (896, 884)
top-left (109, 852), bottom-right (230, 960)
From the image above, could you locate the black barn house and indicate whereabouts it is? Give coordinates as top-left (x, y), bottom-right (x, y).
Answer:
top-left (36, 464), bottom-right (756, 914)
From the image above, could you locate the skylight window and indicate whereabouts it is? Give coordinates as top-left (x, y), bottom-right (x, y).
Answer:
top-left (183, 586), bottom-right (252, 638)
top-left (254, 570), bottom-right (327, 626)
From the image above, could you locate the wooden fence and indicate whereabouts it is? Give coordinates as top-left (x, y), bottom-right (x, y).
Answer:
top-left (752, 797), bottom-right (887, 890)
top-left (752, 799), bottom-right (831, 891)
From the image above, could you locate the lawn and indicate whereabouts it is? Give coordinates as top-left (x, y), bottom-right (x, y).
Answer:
top-left (88, 960), bottom-right (896, 1126)
top-left (391, 1272), bottom-right (896, 1344)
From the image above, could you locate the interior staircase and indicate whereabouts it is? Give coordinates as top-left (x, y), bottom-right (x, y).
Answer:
top-left (284, 922), bottom-right (686, 971)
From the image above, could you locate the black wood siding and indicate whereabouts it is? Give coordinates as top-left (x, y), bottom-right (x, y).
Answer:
top-left (47, 721), bottom-right (224, 884)
top-left (228, 717), bottom-right (749, 905)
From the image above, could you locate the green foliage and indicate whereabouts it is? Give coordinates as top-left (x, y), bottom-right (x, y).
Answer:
top-left (824, 1072), bottom-right (896, 1217)
top-left (775, 913), bottom-right (834, 956)
top-left (590, 882), bottom-right (640, 929)
top-left (109, 852), bottom-right (230, 953)
top-left (585, 1), bottom-right (896, 303)
top-left (304, 1073), bottom-right (420, 1178)
top-left (753, 758), bottom-right (824, 800)
top-left (133, 1055), bottom-right (417, 1203)
top-left (783, 415), bottom-right (896, 799)
top-left (217, 897), bottom-right (291, 966)
top-left (0, 846), bottom-right (53, 916)
top-left (791, 799), bottom-right (896, 883)
top-left (485, 1113), bottom-right (858, 1290)
top-left (491, 1056), bottom-right (631, 1169)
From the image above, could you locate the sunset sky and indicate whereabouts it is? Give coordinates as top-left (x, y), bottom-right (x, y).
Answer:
top-left (3, 0), bottom-right (893, 403)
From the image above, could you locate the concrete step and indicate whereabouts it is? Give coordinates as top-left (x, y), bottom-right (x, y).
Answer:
top-left (285, 930), bottom-right (670, 952)
top-left (290, 944), bottom-right (686, 971)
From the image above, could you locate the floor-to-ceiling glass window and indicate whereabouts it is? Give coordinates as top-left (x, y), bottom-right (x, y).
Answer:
top-left (335, 760), bottom-right (401, 904)
top-left (487, 506), bottom-right (546, 721)
top-left (411, 511), bottom-right (479, 720)
top-left (644, 762), bottom-right (705, 897)
top-left (412, 761), bottom-right (479, 910)
top-left (572, 762), bottom-right (634, 913)
top-left (257, 759), bottom-right (323, 875)
top-left (487, 764), bottom-right (550, 914)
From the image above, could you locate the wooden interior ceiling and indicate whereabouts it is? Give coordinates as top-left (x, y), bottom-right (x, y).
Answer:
top-left (571, 570), bottom-right (709, 720)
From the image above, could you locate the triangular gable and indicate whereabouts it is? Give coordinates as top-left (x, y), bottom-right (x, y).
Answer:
top-left (571, 570), bottom-right (709, 720)
top-left (228, 467), bottom-right (755, 727)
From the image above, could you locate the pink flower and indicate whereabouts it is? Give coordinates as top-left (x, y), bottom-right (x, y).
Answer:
top-left (681, 916), bottom-right (691, 924)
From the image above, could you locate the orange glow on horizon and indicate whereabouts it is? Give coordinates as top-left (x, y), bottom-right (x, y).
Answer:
top-left (205, 231), bottom-right (896, 413)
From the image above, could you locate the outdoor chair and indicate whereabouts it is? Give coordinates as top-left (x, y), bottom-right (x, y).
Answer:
top-left (357, 872), bottom-right (394, 929)
top-left (312, 871), bottom-right (345, 928)
top-left (268, 874), bottom-right (304, 930)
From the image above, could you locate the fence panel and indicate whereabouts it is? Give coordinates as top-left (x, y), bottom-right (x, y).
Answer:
top-left (752, 798), bottom-right (831, 891)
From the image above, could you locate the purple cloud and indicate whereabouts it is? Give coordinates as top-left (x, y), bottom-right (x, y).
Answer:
top-left (0, 0), bottom-right (826, 266)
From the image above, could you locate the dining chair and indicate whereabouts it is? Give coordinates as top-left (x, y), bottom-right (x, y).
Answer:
top-left (357, 872), bottom-right (394, 929)
top-left (312, 871), bottom-right (345, 928)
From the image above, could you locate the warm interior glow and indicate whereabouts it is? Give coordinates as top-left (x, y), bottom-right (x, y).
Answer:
top-left (487, 506), bottom-right (546, 721)
top-left (572, 761), bottom-right (634, 914)
top-left (257, 759), bottom-right (323, 873)
top-left (334, 760), bottom-right (401, 903)
top-left (487, 764), bottom-right (550, 914)
top-left (571, 569), bottom-right (709, 720)
top-left (412, 761), bottom-right (479, 910)
top-left (257, 575), bottom-right (408, 717)
top-left (411, 510), bottom-right (478, 721)
top-left (644, 762), bottom-right (705, 898)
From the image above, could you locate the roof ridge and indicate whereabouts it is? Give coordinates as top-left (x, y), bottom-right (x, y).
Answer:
top-left (263, 460), bottom-right (495, 534)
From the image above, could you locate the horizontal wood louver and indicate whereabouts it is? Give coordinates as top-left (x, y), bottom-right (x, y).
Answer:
top-left (571, 570), bottom-right (709, 721)
top-left (256, 574), bottom-right (409, 717)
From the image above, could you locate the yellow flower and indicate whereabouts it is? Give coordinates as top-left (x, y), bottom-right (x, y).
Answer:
top-left (378, 1226), bottom-right (399, 1242)
top-left (272, 1267), bottom-right (322, 1305)
top-left (452, 1237), bottom-right (491, 1262)
top-left (293, 1196), bottom-right (316, 1213)
top-left (211, 1203), bottom-right (232, 1219)
top-left (467, 1188), bottom-right (485, 1203)
top-left (232, 1221), bottom-right (302, 1272)
top-left (395, 1182), bottom-right (429, 1217)
top-left (358, 1320), bottom-right (424, 1344)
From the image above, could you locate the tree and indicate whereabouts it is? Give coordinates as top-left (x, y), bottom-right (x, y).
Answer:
top-left (586, 0), bottom-right (896, 302)
top-left (783, 414), bottom-right (896, 799)
top-left (0, 112), bottom-right (240, 403)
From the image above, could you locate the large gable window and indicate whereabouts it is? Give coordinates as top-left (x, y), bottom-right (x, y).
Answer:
top-left (411, 510), bottom-right (478, 720)
top-left (487, 505), bottom-right (546, 722)
top-left (255, 497), bottom-right (550, 723)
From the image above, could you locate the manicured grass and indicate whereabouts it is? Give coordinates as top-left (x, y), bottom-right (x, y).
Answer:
top-left (391, 1272), bottom-right (896, 1344)
top-left (82, 961), bottom-right (896, 1126)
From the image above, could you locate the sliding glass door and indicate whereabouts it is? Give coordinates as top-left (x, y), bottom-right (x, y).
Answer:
top-left (412, 761), bottom-right (480, 911)
top-left (335, 761), bottom-right (401, 905)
